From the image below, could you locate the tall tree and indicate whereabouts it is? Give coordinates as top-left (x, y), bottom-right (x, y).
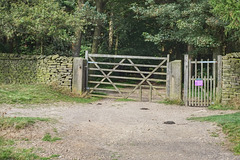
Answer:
top-left (72, 0), bottom-right (85, 57)
top-left (91, 0), bottom-right (106, 54)
top-left (131, 0), bottom-right (226, 58)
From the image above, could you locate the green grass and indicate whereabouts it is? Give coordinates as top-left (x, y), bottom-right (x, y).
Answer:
top-left (159, 99), bottom-right (184, 105)
top-left (42, 133), bottom-right (61, 142)
top-left (0, 84), bottom-right (100, 104)
top-left (188, 112), bottom-right (240, 155)
top-left (208, 104), bottom-right (238, 110)
top-left (0, 137), bottom-right (59, 160)
top-left (115, 98), bottom-right (135, 102)
top-left (0, 117), bottom-right (50, 130)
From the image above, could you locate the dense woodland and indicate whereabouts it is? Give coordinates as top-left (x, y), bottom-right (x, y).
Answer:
top-left (0, 0), bottom-right (239, 59)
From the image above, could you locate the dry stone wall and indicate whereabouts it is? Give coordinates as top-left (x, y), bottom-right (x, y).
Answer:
top-left (0, 53), bottom-right (73, 91)
top-left (222, 53), bottom-right (240, 104)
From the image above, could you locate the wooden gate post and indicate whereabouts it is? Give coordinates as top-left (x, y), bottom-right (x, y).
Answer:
top-left (169, 60), bottom-right (182, 101)
top-left (166, 54), bottom-right (170, 98)
top-left (184, 54), bottom-right (189, 106)
top-left (72, 58), bottom-right (87, 95)
top-left (216, 55), bottom-right (222, 103)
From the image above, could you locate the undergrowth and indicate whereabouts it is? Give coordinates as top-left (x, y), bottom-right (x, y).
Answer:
top-left (188, 112), bottom-right (240, 155)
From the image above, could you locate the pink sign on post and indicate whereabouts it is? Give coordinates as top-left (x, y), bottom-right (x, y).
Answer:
top-left (195, 79), bottom-right (203, 86)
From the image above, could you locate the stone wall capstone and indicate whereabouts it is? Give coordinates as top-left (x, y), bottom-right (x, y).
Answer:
top-left (0, 53), bottom-right (73, 91)
top-left (222, 52), bottom-right (240, 104)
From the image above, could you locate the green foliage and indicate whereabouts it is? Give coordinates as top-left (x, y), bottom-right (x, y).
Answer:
top-left (0, 117), bottom-right (49, 130)
top-left (209, 0), bottom-right (240, 31)
top-left (0, 0), bottom-right (88, 55)
top-left (0, 84), bottom-right (100, 104)
top-left (188, 112), bottom-right (240, 155)
top-left (129, 0), bottom-right (240, 57)
top-left (159, 99), bottom-right (184, 106)
top-left (42, 133), bottom-right (62, 142)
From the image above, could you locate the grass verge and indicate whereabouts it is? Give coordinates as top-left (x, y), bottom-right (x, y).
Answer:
top-left (188, 112), bottom-right (240, 155)
top-left (115, 98), bottom-right (135, 102)
top-left (159, 99), bottom-right (184, 106)
top-left (0, 117), bottom-right (59, 160)
top-left (208, 104), bottom-right (240, 110)
top-left (0, 137), bottom-right (59, 160)
top-left (0, 84), bottom-right (100, 104)
top-left (0, 117), bottom-right (50, 130)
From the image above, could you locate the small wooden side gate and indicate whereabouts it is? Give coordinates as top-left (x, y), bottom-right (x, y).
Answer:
top-left (85, 52), bottom-right (170, 101)
top-left (184, 55), bottom-right (222, 107)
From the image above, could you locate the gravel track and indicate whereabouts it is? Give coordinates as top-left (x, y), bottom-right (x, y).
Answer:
top-left (1, 99), bottom-right (239, 160)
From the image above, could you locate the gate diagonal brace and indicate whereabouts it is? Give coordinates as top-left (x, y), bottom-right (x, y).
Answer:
top-left (88, 57), bottom-right (125, 96)
top-left (127, 58), bottom-right (159, 93)
top-left (126, 59), bottom-right (167, 99)
top-left (127, 59), bottom-right (164, 98)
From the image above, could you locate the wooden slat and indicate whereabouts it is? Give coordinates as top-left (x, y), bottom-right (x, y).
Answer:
top-left (89, 88), bottom-right (119, 92)
top-left (190, 61), bottom-right (217, 64)
top-left (139, 86), bottom-right (142, 101)
top-left (188, 59), bottom-right (191, 106)
top-left (149, 85), bottom-right (152, 102)
top-left (184, 55), bottom-right (189, 106)
top-left (192, 76), bottom-right (194, 106)
top-left (204, 76), bottom-right (206, 106)
top-left (89, 81), bottom-right (166, 89)
top-left (89, 74), bottom-right (166, 82)
top-left (210, 76), bottom-right (213, 104)
top-left (207, 59), bottom-right (209, 106)
top-left (89, 68), bottom-right (167, 75)
top-left (198, 76), bottom-right (200, 106)
top-left (88, 54), bottom-right (167, 60)
top-left (201, 59), bottom-right (203, 106)
top-left (88, 61), bottom-right (167, 68)
top-left (195, 59), bottom-right (197, 106)
top-left (89, 94), bottom-right (123, 99)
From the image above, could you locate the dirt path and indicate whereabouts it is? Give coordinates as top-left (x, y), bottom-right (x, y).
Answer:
top-left (2, 100), bottom-right (240, 160)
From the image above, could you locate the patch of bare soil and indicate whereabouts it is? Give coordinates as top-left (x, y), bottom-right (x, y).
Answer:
top-left (1, 100), bottom-right (239, 160)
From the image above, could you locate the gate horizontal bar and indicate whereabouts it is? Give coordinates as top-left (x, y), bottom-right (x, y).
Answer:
top-left (89, 81), bottom-right (166, 89)
top-left (89, 94), bottom-right (123, 99)
top-left (89, 54), bottom-right (167, 60)
top-left (89, 74), bottom-right (167, 82)
top-left (89, 68), bottom-right (167, 75)
top-left (190, 61), bottom-right (217, 64)
top-left (87, 61), bottom-right (167, 68)
top-left (89, 88), bottom-right (119, 92)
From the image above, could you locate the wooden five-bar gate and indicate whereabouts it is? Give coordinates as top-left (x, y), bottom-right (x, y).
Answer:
top-left (85, 52), bottom-right (169, 101)
top-left (184, 55), bottom-right (222, 107)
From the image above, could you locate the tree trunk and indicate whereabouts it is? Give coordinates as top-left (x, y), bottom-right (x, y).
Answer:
top-left (213, 46), bottom-right (222, 60)
top-left (72, 0), bottom-right (85, 57)
top-left (72, 31), bottom-right (83, 57)
top-left (92, 0), bottom-right (105, 54)
top-left (108, 13), bottom-right (114, 51)
top-left (114, 35), bottom-right (119, 55)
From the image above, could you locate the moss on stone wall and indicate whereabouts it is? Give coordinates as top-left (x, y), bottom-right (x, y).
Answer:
top-left (222, 53), bottom-right (240, 105)
top-left (0, 53), bottom-right (73, 91)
